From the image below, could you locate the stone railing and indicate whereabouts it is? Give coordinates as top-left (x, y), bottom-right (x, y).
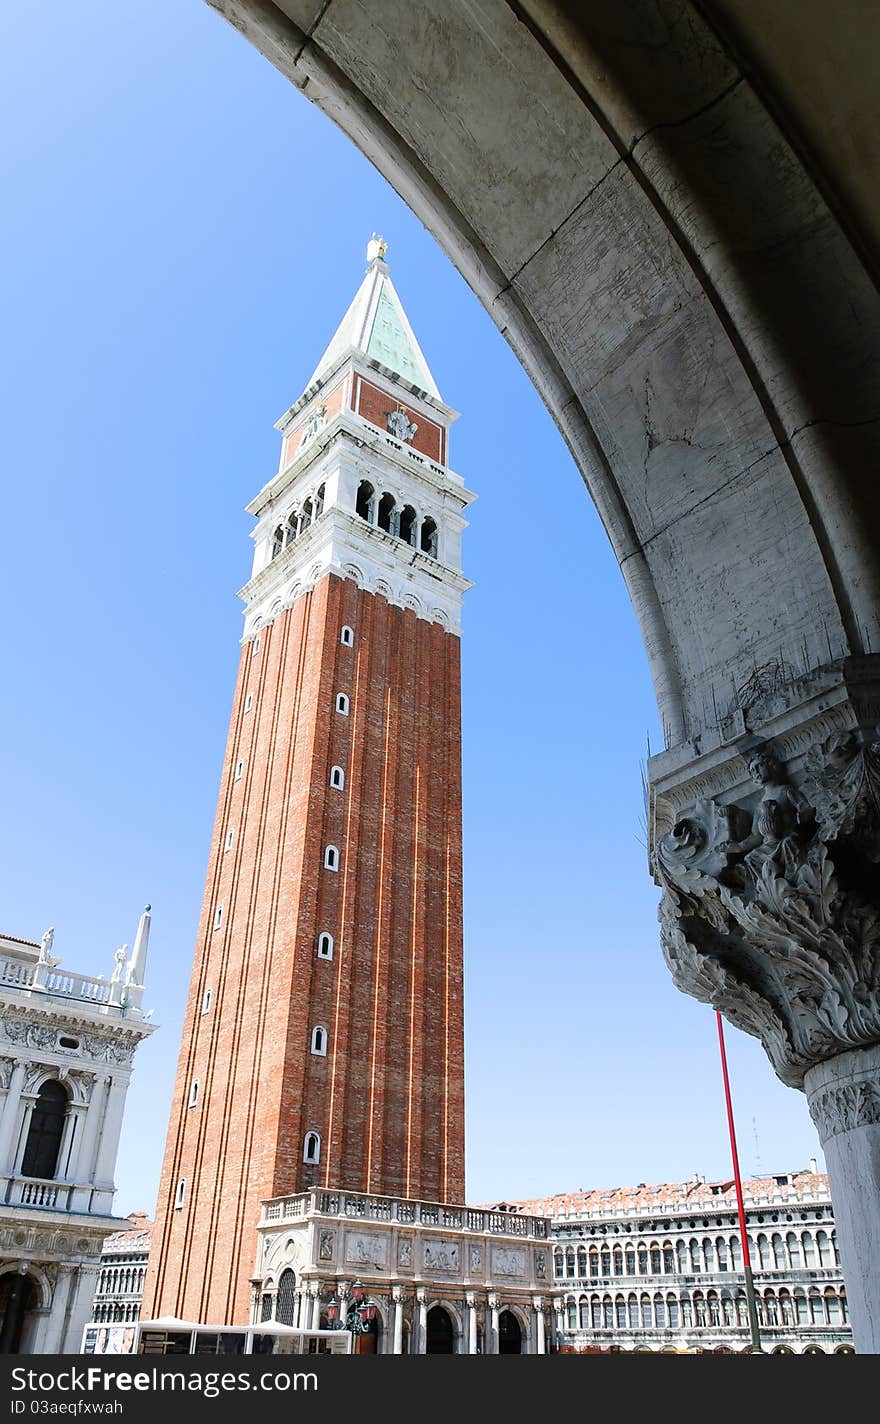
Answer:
top-left (6, 1175), bottom-right (73, 1210)
top-left (260, 1188), bottom-right (549, 1238)
top-left (0, 954), bottom-right (114, 1005)
top-left (0, 956), bottom-right (37, 989)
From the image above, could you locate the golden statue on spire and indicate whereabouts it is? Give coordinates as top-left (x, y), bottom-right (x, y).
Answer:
top-left (366, 232), bottom-right (388, 263)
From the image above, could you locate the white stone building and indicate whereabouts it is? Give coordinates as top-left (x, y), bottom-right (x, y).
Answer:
top-left (90, 1212), bottom-right (152, 1325)
top-left (513, 1169), bottom-right (853, 1354)
top-left (0, 914), bottom-right (155, 1352)
top-left (254, 1187), bottom-right (552, 1353)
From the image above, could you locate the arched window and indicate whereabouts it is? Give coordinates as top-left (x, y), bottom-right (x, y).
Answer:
top-left (224, 827), bottom-right (235, 852)
top-left (213, 905), bottom-right (223, 930)
top-left (612, 1246), bottom-right (623, 1276)
top-left (600, 1247), bottom-right (611, 1275)
top-left (234, 760), bottom-right (244, 781)
top-left (276, 1270), bottom-right (296, 1326)
top-left (188, 1079), bottom-right (199, 1108)
top-left (757, 1234), bottom-right (771, 1270)
top-left (640, 1294), bottom-right (652, 1328)
top-left (377, 492), bottom-right (396, 534)
top-left (588, 1248), bottom-right (598, 1278)
top-left (650, 1244), bottom-right (662, 1273)
top-left (615, 1295), bottom-right (627, 1327)
top-left (780, 1291), bottom-right (795, 1327)
top-left (628, 1293), bottom-right (639, 1328)
top-left (330, 765), bottom-right (345, 790)
top-left (575, 1246), bottom-right (586, 1277)
top-left (578, 1295), bottom-right (589, 1329)
top-left (285, 513), bottom-right (297, 545)
top-left (817, 1230), bottom-right (833, 1267)
top-left (566, 1299), bottom-right (577, 1330)
top-left (340, 625), bottom-right (354, 647)
top-left (802, 1232), bottom-right (816, 1268)
top-left (809, 1290), bottom-right (823, 1324)
top-left (654, 1293), bottom-right (666, 1327)
top-left (174, 1178), bottom-right (186, 1210)
top-left (667, 1295), bottom-right (680, 1328)
top-left (420, 516), bottom-right (438, 558)
top-left (201, 987), bottom-right (212, 1015)
top-left (840, 1291), bottom-right (848, 1324)
top-left (602, 1296), bottom-right (613, 1329)
top-left (399, 505), bottom-right (417, 546)
top-left (22, 1080), bottom-right (68, 1179)
top-left (715, 1237), bottom-right (728, 1271)
top-left (676, 1240), bottom-right (688, 1273)
top-left (356, 480), bottom-right (375, 522)
top-left (303, 1132), bottom-right (320, 1164)
top-left (637, 1245), bottom-right (648, 1274)
top-left (314, 484), bottom-right (325, 519)
top-left (324, 845), bottom-right (339, 872)
top-left (553, 1250), bottom-right (564, 1279)
top-left (662, 1242), bottom-right (675, 1274)
top-left (244, 693), bottom-right (253, 714)
top-left (590, 1295), bottom-right (601, 1329)
top-left (300, 497), bottom-right (314, 532)
top-left (565, 1248), bottom-right (575, 1278)
top-left (317, 932), bottom-right (334, 960)
top-left (310, 1025), bottom-right (327, 1057)
top-left (771, 1233), bottom-right (785, 1269)
top-left (730, 1235), bottom-right (741, 1270)
top-left (271, 526), bottom-right (283, 558)
top-left (335, 693), bottom-right (349, 716)
top-left (689, 1240), bottom-right (700, 1273)
top-left (702, 1238), bottom-right (714, 1271)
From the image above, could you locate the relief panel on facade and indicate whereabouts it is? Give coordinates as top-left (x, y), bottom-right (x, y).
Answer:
top-left (424, 1240), bottom-right (460, 1274)
top-left (345, 1233), bottom-right (387, 1269)
top-left (491, 1247), bottom-right (526, 1278)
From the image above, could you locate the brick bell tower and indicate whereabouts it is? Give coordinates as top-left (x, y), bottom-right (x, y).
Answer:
top-left (146, 237), bottom-right (475, 1326)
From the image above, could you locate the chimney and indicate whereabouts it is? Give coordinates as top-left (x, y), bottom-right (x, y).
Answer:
top-left (809, 1157), bottom-right (817, 1174)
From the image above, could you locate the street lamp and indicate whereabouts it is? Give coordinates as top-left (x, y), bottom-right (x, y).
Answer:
top-left (325, 1282), bottom-right (377, 1336)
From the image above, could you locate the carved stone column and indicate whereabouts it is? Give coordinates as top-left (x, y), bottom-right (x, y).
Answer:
top-left (416, 1288), bottom-right (427, 1355)
top-left (391, 1285), bottom-right (404, 1355)
top-left (533, 1297), bottom-right (546, 1355)
top-left (466, 1291), bottom-right (477, 1355)
top-left (487, 1293), bottom-right (500, 1355)
top-left (649, 656), bottom-right (880, 1353)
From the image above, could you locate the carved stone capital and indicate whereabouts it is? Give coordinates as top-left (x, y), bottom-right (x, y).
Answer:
top-left (651, 663), bottom-right (880, 1089)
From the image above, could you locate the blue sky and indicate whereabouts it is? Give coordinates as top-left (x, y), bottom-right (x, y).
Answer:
top-left (1, 0), bottom-right (823, 1218)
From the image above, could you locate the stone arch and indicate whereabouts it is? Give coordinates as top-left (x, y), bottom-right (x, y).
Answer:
top-left (219, 0), bottom-right (880, 750)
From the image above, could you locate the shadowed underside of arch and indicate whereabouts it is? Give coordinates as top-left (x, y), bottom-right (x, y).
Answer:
top-left (207, 0), bottom-right (879, 756)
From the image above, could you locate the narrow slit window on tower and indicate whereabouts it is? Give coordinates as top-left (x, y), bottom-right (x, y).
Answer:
top-left (317, 932), bottom-right (334, 960)
top-left (174, 1179), bottom-right (186, 1210)
top-left (330, 765), bottom-right (345, 790)
top-left (420, 516), bottom-right (438, 558)
top-left (335, 693), bottom-right (349, 716)
top-left (355, 480), bottom-right (374, 522)
top-left (234, 759), bottom-right (244, 781)
top-left (399, 505), bottom-right (417, 546)
top-left (224, 827), bottom-right (235, 852)
top-left (340, 625), bottom-right (354, 647)
top-left (324, 845), bottom-right (339, 872)
top-left (252, 636), bottom-right (260, 657)
top-left (303, 1132), bottom-right (320, 1165)
top-left (189, 1079), bottom-right (199, 1108)
top-left (244, 694), bottom-right (253, 713)
top-left (201, 987), bottom-right (212, 1015)
top-left (213, 905), bottom-right (223, 931)
top-left (310, 1025), bottom-right (327, 1057)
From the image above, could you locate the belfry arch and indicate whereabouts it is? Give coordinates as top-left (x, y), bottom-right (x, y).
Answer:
top-left (207, 0), bottom-right (880, 1350)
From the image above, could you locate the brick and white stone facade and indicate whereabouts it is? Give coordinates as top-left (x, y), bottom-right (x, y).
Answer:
top-left (147, 241), bottom-right (474, 1328)
top-left (0, 918), bottom-right (155, 1352)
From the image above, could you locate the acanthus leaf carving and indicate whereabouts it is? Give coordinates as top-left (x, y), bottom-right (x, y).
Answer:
top-left (655, 734), bottom-right (880, 1087)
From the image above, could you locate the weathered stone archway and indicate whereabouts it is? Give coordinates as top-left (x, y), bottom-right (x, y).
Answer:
top-left (207, 0), bottom-right (880, 1351)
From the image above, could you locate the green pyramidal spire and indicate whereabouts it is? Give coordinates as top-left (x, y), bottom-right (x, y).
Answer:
top-left (307, 235), bottom-right (441, 400)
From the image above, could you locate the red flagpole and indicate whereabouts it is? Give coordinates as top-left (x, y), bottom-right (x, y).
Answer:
top-left (716, 1011), bottom-right (762, 1352)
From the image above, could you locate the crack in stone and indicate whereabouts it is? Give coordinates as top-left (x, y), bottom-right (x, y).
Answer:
top-left (628, 75), bottom-right (745, 155)
top-left (621, 442), bottom-right (778, 561)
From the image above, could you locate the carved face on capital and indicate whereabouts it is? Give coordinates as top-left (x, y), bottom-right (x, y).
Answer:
top-left (747, 751), bottom-right (781, 785)
top-left (669, 818), bottom-right (705, 853)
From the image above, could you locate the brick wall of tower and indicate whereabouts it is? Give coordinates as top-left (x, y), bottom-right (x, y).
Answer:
top-left (145, 574), bottom-right (464, 1327)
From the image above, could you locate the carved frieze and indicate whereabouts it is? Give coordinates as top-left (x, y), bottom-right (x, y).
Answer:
top-left (808, 1081), bottom-right (880, 1144)
top-left (491, 1247), bottom-right (526, 1278)
top-left (423, 1241), bottom-right (459, 1273)
top-left (345, 1233), bottom-right (386, 1269)
top-left (655, 726), bottom-right (880, 1087)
